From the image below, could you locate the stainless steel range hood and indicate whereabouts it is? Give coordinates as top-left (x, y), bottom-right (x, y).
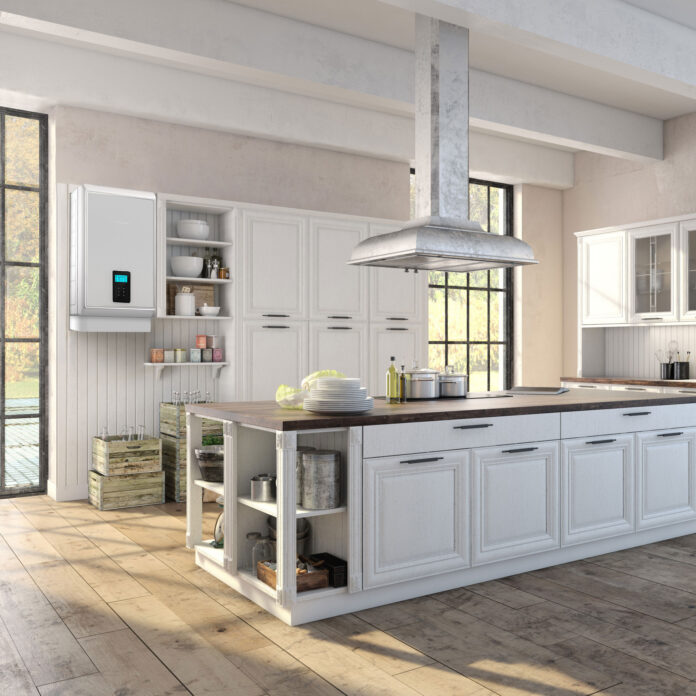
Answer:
top-left (349, 16), bottom-right (537, 272)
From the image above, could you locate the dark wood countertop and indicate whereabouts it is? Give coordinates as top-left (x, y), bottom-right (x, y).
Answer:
top-left (562, 376), bottom-right (696, 388)
top-left (187, 389), bottom-right (696, 431)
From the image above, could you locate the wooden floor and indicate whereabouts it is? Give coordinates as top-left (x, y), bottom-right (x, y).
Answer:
top-left (4, 500), bottom-right (696, 696)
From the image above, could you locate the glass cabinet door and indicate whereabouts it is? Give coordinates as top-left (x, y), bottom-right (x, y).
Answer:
top-left (686, 226), bottom-right (696, 315)
top-left (631, 225), bottom-right (676, 319)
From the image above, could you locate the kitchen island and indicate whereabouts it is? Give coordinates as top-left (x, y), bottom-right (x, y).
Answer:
top-left (186, 390), bottom-right (696, 625)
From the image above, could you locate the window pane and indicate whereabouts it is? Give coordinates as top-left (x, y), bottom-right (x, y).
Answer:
top-left (448, 272), bottom-right (467, 287)
top-left (469, 290), bottom-right (488, 341)
top-left (6, 343), bottom-right (40, 415)
top-left (4, 418), bottom-right (40, 489)
top-left (429, 270), bottom-right (445, 286)
top-left (6, 267), bottom-right (40, 338)
top-left (490, 344), bottom-right (505, 391)
top-left (447, 343), bottom-right (468, 375)
top-left (447, 289), bottom-right (467, 341)
top-left (469, 184), bottom-right (488, 231)
top-left (489, 187), bottom-right (504, 235)
top-left (490, 291), bottom-right (506, 343)
top-left (429, 343), bottom-right (445, 372)
top-left (469, 344), bottom-right (488, 392)
top-left (5, 116), bottom-right (40, 187)
top-left (490, 268), bottom-right (506, 289)
top-left (469, 270), bottom-right (488, 288)
top-left (428, 287), bottom-right (446, 341)
top-left (5, 189), bottom-right (40, 263)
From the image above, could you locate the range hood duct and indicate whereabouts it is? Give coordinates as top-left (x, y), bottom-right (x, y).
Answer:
top-left (349, 16), bottom-right (537, 273)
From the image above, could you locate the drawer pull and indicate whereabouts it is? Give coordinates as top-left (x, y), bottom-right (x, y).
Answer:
top-left (328, 315), bottom-right (351, 319)
top-left (578, 385), bottom-right (597, 389)
top-left (585, 439), bottom-right (617, 445)
top-left (641, 317), bottom-right (663, 321)
top-left (623, 411), bottom-right (651, 416)
top-left (501, 447), bottom-right (538, 454)
top-left (262, 313), bottom-right (289, 317)
top-left (386, 327), bottom-right (408, 331)
top-left (262, 325), bottom-right (290, 329)
top-left (658, 431), bottom-right (684, 438)
top-left (328, 326), bottom-right (352, 330)
top-left (386, 317), bottom-right (408, 321)
top-left (625, 387), bottom-right (646, 391)
top-left (454, 423), bottom-right (494, 430)
top-left (678, 390), bottom-right (696, 394)
top-left (399, 456), bottom-right (444, 465)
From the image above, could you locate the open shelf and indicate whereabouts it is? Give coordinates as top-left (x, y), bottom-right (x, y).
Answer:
top-left (144, 362), bottom-right (227, 380)
top-left (194, 479), bottom-right (224, 496)
top-left (237, 568), bottom-right (347, 600)
top-left (237, 568), bottom-right (278, 598)
top-left (167, 276), bottom-right (232, 285)
top-left (237, 495), bottom-right (347, 519)
top-left (195, 541), bottom-right (224, 568)
top-left (166, 236), bottom-right (232, 248)
top-left (159, 315), bottom-right (231, 321)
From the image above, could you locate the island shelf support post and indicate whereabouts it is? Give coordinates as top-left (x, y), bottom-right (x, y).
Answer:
top-left (276, 430), bottom-right (298, 608)
top-left (223, 421), bottom-right (238, 573)
top-left (186, 412), bottom-right (203, 548)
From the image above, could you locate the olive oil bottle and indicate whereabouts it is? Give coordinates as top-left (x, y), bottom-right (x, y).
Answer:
top-left (386, 356), bottom-right (400, 403)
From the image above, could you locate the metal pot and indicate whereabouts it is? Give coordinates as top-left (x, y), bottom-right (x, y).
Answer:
top-left (403, 367), bottom-right (440, 400)
top-left (439, 368), bottom-right (468, 398)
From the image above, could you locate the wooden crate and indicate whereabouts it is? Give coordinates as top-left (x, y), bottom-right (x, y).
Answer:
top-left (92, 435), bottom-right (162, 476)
top-left (162, 433), bottom-right (187, 502)
top-left (256, 562), bottom-right (329, 593)
top-left (88, 470), bottom-right (165, 511)
top-left (165, 282), bottom-right (215, 317)
top-left (159, 403), bottom-right (223, 440)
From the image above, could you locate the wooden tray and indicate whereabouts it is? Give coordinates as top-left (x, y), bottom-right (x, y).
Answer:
top-left (256, 562), bottom-right (329, 593)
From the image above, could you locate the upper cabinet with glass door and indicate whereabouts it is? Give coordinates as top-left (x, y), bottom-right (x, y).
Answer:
top-left (628, 223), bottom-right (679, 323)
top-left (680, 220), bottom-right (696, 321)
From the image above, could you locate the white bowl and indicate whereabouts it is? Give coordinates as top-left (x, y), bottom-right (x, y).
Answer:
top-left (170, 255), bottom-right (203, 277)
top-left (177, 219), bottom-right (209, 240)
top-left (199, 305), bottom-right (221, 317)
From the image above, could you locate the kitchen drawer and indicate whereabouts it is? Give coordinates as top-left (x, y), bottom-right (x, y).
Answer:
top-left (610, 384), bottom-right (663, 393)
top-left (363, 413), bottom-right (560, 458)
top-left (561, 403), bottom-right (696, 439)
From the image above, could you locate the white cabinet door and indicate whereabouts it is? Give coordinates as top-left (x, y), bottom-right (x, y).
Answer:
top-left (309, 322), bottom-right (368, 384)
top-left (679, 219), bottom-right (696, 321)
top-left (241, 209), bottom-right (308, 319)
top-left (472, 442), bottom-right (559, 565)
top-left (636, 428), bottom-right (696, 529)
top-left (580, 232), bottom-right (627, 325)
top-left (363, 451), bottom-right (470, 589)
top-left (241, 321), bottom-right (308, 401)
top-left (628, 223), bottom-right (679, 323)
top-left (561, 435), bottom-right (634, 546)
top-left (368, 323), bottom-right (426, 396)
top-left (309, 218), bottom-right (368, 321)
top-left (369, 223), bottom-right (426, 322)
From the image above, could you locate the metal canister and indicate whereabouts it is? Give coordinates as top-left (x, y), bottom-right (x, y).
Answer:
top-left (175, 348), bottom-right (188, 363)
top-left (296, 445), bottom-right (315, 507)
top-left (163, 349), bottom-right (175, 363)
top-left (301, 450), bottom-right (340, 510)
top-left (202, 348), bottom-right (213, 362)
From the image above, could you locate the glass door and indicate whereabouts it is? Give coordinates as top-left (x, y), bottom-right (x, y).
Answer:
top-left (680, 220), bottom-right (696, 320)
top-left (0, 107), bottom-right (47, 496)
top-left (629, 224), bottom-right (677, 322)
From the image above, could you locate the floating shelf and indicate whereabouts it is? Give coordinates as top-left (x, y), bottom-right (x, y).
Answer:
top-left (144, 362), bottom-right (228, 380)
top-left (194, 479), bottom-right (224, 496)
top-left (166, 236), bottom-right (232, 248)
top-left (158, 315), bottom-right (231, 321)
top-left (237, 495), bottom-right (347, 519)
top-left (167, 276), bottom-right (233, 285)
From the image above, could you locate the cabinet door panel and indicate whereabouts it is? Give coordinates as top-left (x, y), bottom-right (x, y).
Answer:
top-left (581, 232), bottom-right (626, 325)
top-left (637, 429), bottom-right (696, 529)
top-left (242, 210), bottom-right (307, 318)
top-left (369, 323), bottom-right (426, 396)
top-left (472, 442), bottom-right (559, 565)
top-left (309, 323), bottom-right (368, 384)
top-left (241, 321), bottom-right (308, 401)
top-left (363, 452), bottom-right (469, 589)
top-left (369, 223), bottom-right (426, 322)
top-left (310, 218), bottom-right (368, 320)
top-left (562, 435), bottom-right (634, 546)
top-left (679, 219), bottom-right (696, 321)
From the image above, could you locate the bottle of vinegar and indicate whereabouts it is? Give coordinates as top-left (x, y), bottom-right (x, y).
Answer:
top-left (386, 356), bottom-right (400, 403)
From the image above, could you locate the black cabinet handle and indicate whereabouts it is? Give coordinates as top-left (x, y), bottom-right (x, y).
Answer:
top-left (641, 317), bottom-right (663, 321)
top-left (658, 431), bottom-right (684, 437)
top-left (678, 390), bottom-right (696, 394)
top-left (585, 439), bottom-right (617, 445)
top-left (328, 326), bottom-right (352, 330)
top-left (262, 313), bottom-right (289, 317)
top-left (386, 327), bottom-right (408, 331)
top-left (399, 457), bottom-right (444, 465)
top-left (262, 325), bottom-right (289, 329)
top-left (501, 447), bottom-right (538, 454)
top-left (623, 411), bottom-right (651, 416)
top-left (454, 423), bottom-right (493, 430)
top-left (625, 387), bottom-right (646, 391)
top-left (578, 385), bottom-right (597, 389)
top-left (386, 317), bottom-right (408, 321)
top-left (328, 315), bottom-right (351, 319)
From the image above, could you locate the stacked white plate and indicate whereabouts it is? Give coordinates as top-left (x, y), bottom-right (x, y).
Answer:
top-left (304, 377), bottom-right (373, 414)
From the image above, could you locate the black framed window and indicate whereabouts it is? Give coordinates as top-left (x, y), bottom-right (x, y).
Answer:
top-left (422, 177), bottom-right (514, 391)
top-left (0, 107), bottom-right (48, 496)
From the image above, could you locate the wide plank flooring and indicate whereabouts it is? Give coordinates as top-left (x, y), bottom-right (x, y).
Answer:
top-left (4, 497), bottom-right (696, 695)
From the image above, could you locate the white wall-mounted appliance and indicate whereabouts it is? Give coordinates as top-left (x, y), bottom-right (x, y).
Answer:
top-left (70, 185), bottom-right (156, 332)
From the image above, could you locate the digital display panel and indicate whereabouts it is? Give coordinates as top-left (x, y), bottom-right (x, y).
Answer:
top-left (114, 274), bottom-right (129, 283)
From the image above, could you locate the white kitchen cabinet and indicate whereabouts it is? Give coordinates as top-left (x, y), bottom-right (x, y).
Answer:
top-left (309, 218), bottom-right (368, 321)
top-left (636, 428), bottom-right (696, 529)
top-left (363, 451), bottom-right (470, 589)
top-left (309, 322), bottom-right (368, 383)
top-left (580, 231), bottom-right (627, 325)
top-left (241, 321), bottom-right (308, 401)
top-left (368, 323), bottom-right (426, 396)
top-left (560, 381), bottom-right (612, 391)
top-left (241, 209), bottom-right (308, 319)
top-left (679, 219), bottom-right (696, 321)
top-left (628, 223), bottom-right (679, 323)
top-left (369, 223), bottom-right (426, 323)
top-left (472, 441), bottom-right (560, 565)
top-left (561, 435), bottom-right (634, 546)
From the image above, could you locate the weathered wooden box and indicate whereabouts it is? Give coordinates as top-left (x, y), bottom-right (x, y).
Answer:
top-left (256, 562), bottom-right (329, 593)
top-left (92, 435), bottom-right (162, 476)
top-left (88, 470), bottom-right (165, 511)
top-left (159, 403), bottom-right (223, 439)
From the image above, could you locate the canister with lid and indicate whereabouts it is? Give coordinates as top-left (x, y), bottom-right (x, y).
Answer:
top-left (295, 445), bottom-right (315, 507)
top-left (301, 450), bottom-right (341, 510)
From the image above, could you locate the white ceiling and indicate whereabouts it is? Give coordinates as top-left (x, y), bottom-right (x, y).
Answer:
top-left (231, 0), bottom-right (696, 120)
